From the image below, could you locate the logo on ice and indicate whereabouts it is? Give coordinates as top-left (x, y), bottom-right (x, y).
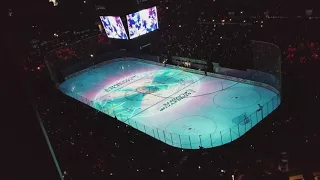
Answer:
top-left (104, 75), bottom-right (140, 92)
top-left (160, 89), bottom-right (195, 111)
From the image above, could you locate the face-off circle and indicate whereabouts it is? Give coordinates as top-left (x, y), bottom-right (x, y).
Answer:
top-left (136, 86), bottom-right (161, 94)
top-left (124, 85), bottom-right (161, 101)
top-left (213, 87), bottom-right (261, 109)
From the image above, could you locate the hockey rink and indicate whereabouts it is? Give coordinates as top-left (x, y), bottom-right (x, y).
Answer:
top-left (59, 58), bottom-right (280, 149)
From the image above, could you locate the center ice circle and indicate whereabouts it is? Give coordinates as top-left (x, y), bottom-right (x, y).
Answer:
top-left (165, 115), bottom-right (217, 135)
top-left (213, 87), bottom-right (261, 109)
top-left (135, 86), bottom-right (160, 94)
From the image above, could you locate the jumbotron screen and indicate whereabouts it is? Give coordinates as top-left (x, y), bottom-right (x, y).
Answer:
top-left (100, 16), bottom-right (128, 40)
top-left (126, 6), bottom-right (159, 39)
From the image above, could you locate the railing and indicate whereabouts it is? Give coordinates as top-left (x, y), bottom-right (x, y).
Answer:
top-left (59, 57), bottom-right (281, 149)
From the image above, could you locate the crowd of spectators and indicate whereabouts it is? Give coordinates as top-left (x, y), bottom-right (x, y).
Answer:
top-left (22, 0), bottom-right (320, 179)
top-left (21, 28), bottom-right (100, 72)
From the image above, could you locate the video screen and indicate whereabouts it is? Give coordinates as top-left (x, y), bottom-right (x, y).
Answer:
top-left (126, 6), bottom-right (159, 39)
top-left (100, 16), bottom-right (128, 40)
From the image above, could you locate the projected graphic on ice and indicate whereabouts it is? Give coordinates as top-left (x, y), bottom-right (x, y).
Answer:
top-left (94, 69), bottom-right (201, 118)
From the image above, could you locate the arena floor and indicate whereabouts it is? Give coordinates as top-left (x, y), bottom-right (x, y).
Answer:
top-left (59, 58), bottom-right (280, 149)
